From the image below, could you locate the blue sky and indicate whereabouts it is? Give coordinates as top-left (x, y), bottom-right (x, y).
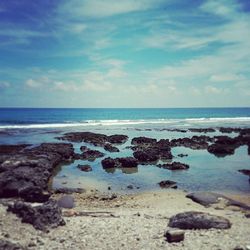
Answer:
top-left (0, 0), bottom-right (250, 107)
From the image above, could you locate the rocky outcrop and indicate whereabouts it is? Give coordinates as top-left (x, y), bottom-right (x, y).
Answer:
top-left (8, 200), bottom-right (65, 231)
top-left (168, 211), bottom-right (231, 229)
top-left (157, 162), bottom-right (189, 170)
top-left (104, 143), bottom-right (119, 152)
top-left (131, 137), bottom-right (173, 163)
top-left (0, 143), bottom-right (74, 202)
top-left (158, 180), bottom-right (177, 189)
top-left (238, 169), bottom-right (250, 176)
top-left (80, 149), bottom-right (104, 161)
top-left (101, 157), bottom-right (138, 169)
top-left (77, 164), bottom-right (92, 172)
top-left (57, 132), bottom-right (128, 146)
top-left (189, 128), bottom-right (216, 133)
top-left (171, 136), bottom-right (213, 150)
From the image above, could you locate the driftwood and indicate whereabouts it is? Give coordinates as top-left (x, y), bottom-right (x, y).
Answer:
top-left (63, 210), bottom-right (120, 218)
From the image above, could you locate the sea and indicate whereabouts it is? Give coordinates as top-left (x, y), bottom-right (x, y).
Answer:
top-left (0, 107), bottom-right (250, 195)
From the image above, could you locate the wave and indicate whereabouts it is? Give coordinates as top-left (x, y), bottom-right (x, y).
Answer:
top-left (0, 117), bottom-right (250, 129)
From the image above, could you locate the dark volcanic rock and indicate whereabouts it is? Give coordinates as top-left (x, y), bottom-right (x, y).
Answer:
top-left (131, 138), bottom-right (172, 163)
top-left (164, 229), bottom-right (185, 243)
top-left (77, 164), bottom-right (92, 172)
top-left (133, 148), bottom-right (160, 162)
top-left (80, 149), bottom-right (105, 161)
top-left (0, 240), bottom-right (25, 250)
top-left (168, 211), bottom-right (231, 230)
top-left (171, 136), bottom-right (213, 150)
top-left (101, 157), bottom-right (138, 169)
top-left (57, 132), bottom-right (128, 146)
top-left (131, 137), bottom-right (157, 145)
top-left (158, 180), bottom-right (177, 189)
top-left (177, 154), bottom-right (188, 157)
top-left (219, 127), bottom-right (241, 133)
top-left (107, 134), bottom-right (128, 144)
top-left (0, 143), bottom-right (74, 201)
top-left (157, 162), bottom-right (189, 170)
top-left (8, 200), bottom-right (65, 231)
top-left (189, 128), bottom-right (216, 133)
top-left (0, 144), bottom-right (31, 154)
top-left (238, 169), bottom-right (250, 176)
top-left (104, 143), bottom-right (119, 152)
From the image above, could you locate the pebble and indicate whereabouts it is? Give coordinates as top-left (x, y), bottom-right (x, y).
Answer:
top-left (164, 229), bottom-right (185, 243)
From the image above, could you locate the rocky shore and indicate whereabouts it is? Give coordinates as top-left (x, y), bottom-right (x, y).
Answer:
top-left (0, 127), bottom-right (250, 249)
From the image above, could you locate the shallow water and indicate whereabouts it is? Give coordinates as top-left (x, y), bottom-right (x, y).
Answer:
top-left (0, 120), bottom-right (250, 195)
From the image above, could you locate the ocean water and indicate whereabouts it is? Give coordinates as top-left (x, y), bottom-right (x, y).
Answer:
top-left (0, 108), bottom-right (250, 195)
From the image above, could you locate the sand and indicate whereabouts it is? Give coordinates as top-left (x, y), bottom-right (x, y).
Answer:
top-left (1, 189), bottom-right (250, 250)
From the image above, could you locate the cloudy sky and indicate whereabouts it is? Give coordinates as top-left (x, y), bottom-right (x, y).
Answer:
top-left (0, 0), bottom-right (250, 107)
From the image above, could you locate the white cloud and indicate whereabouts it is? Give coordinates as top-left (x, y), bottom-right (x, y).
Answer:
top-left (205, 86), bottom-right (222, 94)
top-left (59, 0), bottom-right (167, 18)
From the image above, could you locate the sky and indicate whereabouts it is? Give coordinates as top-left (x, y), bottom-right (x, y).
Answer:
top-left (0, 0), bottom-right (250, 108)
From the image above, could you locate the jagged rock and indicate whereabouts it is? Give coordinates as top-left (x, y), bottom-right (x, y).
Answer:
top-left (8, 200), bottom-right (65, 231)
top-left (77, 164), bottom-right (92, 172)
top-left (0, 143), bottom-right (74, 202)
top-left (238, 169), bottom-right (250, 176)
top-left (164, 229), bottom-right (185, 243)
top-left (0, 240), bottom-right (25, 250)
top-left (158, 180), bottom-right (177, 189)
top-left (101, 157), bottom-right (138, 169)
top-left (80, 149), bottom-right (104, 161)
top-left (131, 138), bottom-right (172, 163)
top-left (189, 128), bottom-right (216, 133)
top-left (171, 136), bottom-right (212, 150)
top-left (57, 132), bottom-right (128, 146)
top-left (57, 195), bottom-right (74, 209)
top-left (104, 143), bottom-right (119, 152)
top-left (131, 137), bottom-right (157, 145)
top-left (157, 162), bottom-right (189, 170)
top-left (177, 154), bottom-right (188, 157)
top-left (168, 211), bottom-right (231, 229)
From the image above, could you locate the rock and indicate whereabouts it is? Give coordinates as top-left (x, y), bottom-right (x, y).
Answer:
top-left (158, 180), bottom-right (177, 189)
top-left (177, 154), bottom-right (188, 157)
top-left (0, 144), bottom-right (31, 154)
top-left (219, 127), bottom-right (241, 133)
top-left (127, 185), bottom-right (133, 189)
top-left (186, 192), bottom-right (250, 210)
top-left (164, 229), bottom-right (185, 243)
top-left (157, 162), bottom-right (189, 170)
top-left (53, 187), bottom-right (85, 194)
top-left (131, 138), bottom-right (173, 163)
top-left (0, 143), bottom-right (74, 202)
top-left (189, 128), bottom-right (216, 133)
top-left (80, 149), bottom-right (104, 161)
top-left (77, 164), bottom-right (92, 172)
top-left (57, 132), bottom-right (128, 146)
top-left (238, 169), bottom-right (250, 176)
top-left (131, 137), bottom-right (157, 145)
top-left (207, 143), bottom-right (236, 156)
top-left (104, 144), bottom-right (119, 152)
top-left (171, 136), bottom-right (212, 150)
top-left (101, 157), bottom-right (138, 169)
top-left (107, 134), bottom-right (128, 144)
top-left (0, 240), bottom-right (25, 250)
top-left (80, 146), bottom-right (88, 152)
top-left (168, 211), bottom-right (231, 229)
top-left (233, 246), bottom-right (245, 250)
top-left (57, 195), bottom-right (75, 209)
top-left (133, 148), bottom-right (160, 162)
top-left (8, 200), bottom-right (65, 231)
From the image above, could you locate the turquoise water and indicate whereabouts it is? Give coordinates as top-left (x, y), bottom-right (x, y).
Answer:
top-left (0, 108), bottom-right (250, 195)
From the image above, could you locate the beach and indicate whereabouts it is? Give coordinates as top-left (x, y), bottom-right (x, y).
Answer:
top-left (0, 108), bottom-right (250, 249)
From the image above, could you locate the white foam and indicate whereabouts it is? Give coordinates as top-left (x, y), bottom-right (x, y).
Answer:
top-left (0, 117), bottom-right (249, 129)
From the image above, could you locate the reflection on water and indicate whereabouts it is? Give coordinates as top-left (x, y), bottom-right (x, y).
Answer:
top-left (104, 167), bottom-right (138, 174)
